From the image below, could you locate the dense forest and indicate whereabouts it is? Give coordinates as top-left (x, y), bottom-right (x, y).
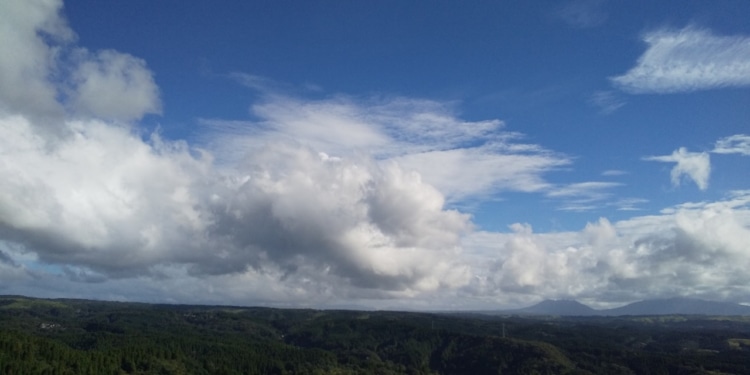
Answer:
top-left (1, 296), bottom-right (750, 374)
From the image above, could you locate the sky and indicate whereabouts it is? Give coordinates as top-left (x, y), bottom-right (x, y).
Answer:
top-left (0, 0), bottom-right (749, 310)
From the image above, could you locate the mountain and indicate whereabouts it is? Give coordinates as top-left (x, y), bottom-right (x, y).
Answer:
top-left (508, 298), bottom-right (750, 316)
top-left (601, 298), bottom-right (750, 316)
top-left (515, 299), bottom-right (599, 316)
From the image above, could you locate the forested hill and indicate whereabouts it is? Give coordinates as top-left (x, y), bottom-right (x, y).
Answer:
top-left (509, 298), bottom-right (750, 316)
top-left (2, 295), bottom-right (750, 374)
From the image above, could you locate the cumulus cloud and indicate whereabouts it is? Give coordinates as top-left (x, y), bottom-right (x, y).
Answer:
top-left (464, 191), bottom-right (750, 306)
top-left (68, 49), bottom-right (161, 121)
top-left (0, 0), bottom-right (160, 125)
top-left (612, 27), bottom-right (750, 93)
top-left (644, 147), bottom-right (710, 190)
top-left (0, 0), bottom-right (472, 302)
top-left (202, 94), bottom-right (570, 202)
top-left (713, 134), bottom-right (750, 156)
top-left (0, 0), bottom-right (578, 307)
top-left (0, 114), bottom-right (472, 296)
top-left (0, 0), bottom-right (70, 120)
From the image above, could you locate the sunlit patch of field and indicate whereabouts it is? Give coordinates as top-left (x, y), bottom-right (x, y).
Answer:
top-left (727, 338), bottom-right (750, 349)
top-left (0, 297), bottom-right (68, 310)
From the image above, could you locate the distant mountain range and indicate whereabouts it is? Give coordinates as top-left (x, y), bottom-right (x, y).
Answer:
top-left (507, 298), bottom-right (750, 316)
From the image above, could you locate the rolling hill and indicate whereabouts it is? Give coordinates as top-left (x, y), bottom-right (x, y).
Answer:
top-left (509, 297), bottom-right (750, 316)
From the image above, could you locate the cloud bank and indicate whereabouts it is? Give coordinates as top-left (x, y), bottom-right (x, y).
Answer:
top-left (466, 191), bottom-right (750, 307)
top-left (0, 114), bottom-right (472, 292)
top-left (0, 0), bottom-right (473, 303)
top-left (612, 27), bottom-right (750, 93)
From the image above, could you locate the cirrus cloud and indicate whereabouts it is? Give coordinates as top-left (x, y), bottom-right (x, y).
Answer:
top-left (612, 26), bottom-right (750, 93)
top-left (713, 134), bottom-right (750, 156)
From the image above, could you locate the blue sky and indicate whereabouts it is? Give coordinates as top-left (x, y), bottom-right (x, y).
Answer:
top-left (0, 0), bottom-right (749, 309)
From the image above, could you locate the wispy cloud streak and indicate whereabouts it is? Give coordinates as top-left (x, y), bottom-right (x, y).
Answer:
top-left (612, 27), bottom-right (750, 93)
top-left (713, 134), bottom-right (750, 156)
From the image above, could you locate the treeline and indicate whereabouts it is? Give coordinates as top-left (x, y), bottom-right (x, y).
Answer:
top-left (1, 296), bottom-right (750, 374)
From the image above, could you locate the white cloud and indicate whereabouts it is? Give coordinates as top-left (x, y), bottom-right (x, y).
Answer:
top-left (713, 134), bottom-right (750, 156)
top-left (602, 169), bottom-right (627, 176)
top-left (0, 0), bottom-right (71, 120)
top-left (230, 72), bottom-right (280, 92)
top-left (463, 191), bottom-right (750, 306)
top-left (13, 122), bottom-right (471, 302)
top-left (0, 0), bottom-right (471, 301)
top-left (6, 0), bottom-right (748, 310)
top-left (612, 27), bottom-right (750, 93)
top-left (644, 147), bottom-right (710, 190)
top-left (0, 0), bottom-right (160, 125)
top-left (0, 115), bottom-right (211, 273)
top-left (546, 181), bottom-right (622, 212)
top-left (393, 147), bottom-right (565, 201)
top-left (202, 94), bottom-right (570, 202)
top-left (588, 90), bottom-right (625, 114)
top-left (0, 0), bottom-right (583, 306)
top-left (0, 0), bottom-right (570, 306)
top-left (612, 197), bottom-right (648, 211)
top-left (555, 0), bottom-right (608, 29)
top-left (69, 49), bottom-right (161, 121)
top-left (0, 114), bottom-right (471, 294)
top-left (547, 181), bottom-right (621, 198)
